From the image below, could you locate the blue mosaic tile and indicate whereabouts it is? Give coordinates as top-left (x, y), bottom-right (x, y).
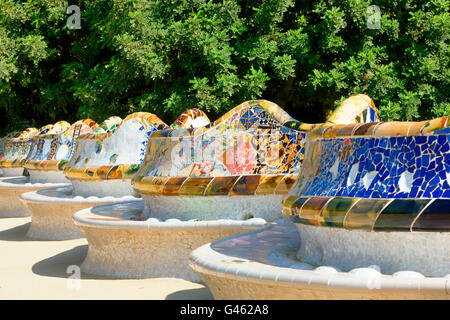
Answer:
top-left (300, 134), bottom-right (448, 200)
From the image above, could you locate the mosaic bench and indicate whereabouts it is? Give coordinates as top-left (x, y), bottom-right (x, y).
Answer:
top-left (21, 121), bottom-right (72, 183)
top-left (0, 123), bottom-right (76, 217)
top-left (190, 114), bottom-right (450, 299)
top-left (23, 117), bottom-right (121, 180)
top-left (18, 118), bottom-right (122, 238)
top-left (0, 127), bottom-right (39, 177)
top-left (21, 110), bottom-right (209, 240)
top-left (72, 95), bottom-right (377, 280)
top-left (0, 130), bottom-right (22, 176)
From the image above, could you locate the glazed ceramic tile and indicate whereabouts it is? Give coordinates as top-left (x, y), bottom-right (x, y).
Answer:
top-left (412, 199), bottom-right (450, 232)
top-left (133, 100), bottom-right (312, 197)
top-left (284, 115), bottom-right (449, 232)
top-left (0, 127), bottom-right (40, 169)
top-left (65, 110), bottom-right (210, 183)
top-left (281, 105), bottom-right (449, 278)
top-left (343, 199), bottom-right (391, 230)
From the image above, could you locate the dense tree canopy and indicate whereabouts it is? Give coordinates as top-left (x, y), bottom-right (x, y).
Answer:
top-left (0, 0), bottom-right (448, 135)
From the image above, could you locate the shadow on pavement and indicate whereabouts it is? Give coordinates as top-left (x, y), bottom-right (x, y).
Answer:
top-left (166, 287), bottom-right (213, 300)
top-left (0, 221), bottom-right (31, 241)
top-left (32, 244), bottom-right (112, 280)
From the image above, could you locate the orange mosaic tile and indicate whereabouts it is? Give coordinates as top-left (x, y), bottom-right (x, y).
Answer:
top-left (162, 177), bottom-right (188, 195)
top-left (178, 177), bottom-right (214, 196)
top-left (230, 175), bottom-right (262, 195)
top-left (204, 176), bottom-right (240, 196)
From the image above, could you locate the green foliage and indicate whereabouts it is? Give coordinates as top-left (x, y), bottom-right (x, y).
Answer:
top-left (0, 0), bottom-right (448, 135)
top-left (0, 0), bottom-right (73, 133)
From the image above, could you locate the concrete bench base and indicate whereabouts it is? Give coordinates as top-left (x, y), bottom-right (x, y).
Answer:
top-left (0, 177), bottom-right (69, 218)
top-left (142, 194), bottom-right (285, 221)
top-left (20, 186), bottom-right (137, 240)
top-left (1, 168), bottom-right (24, 177)
top-left (73, 200), bottom-right (267, 281)
top-left (296, 223), bottom-right (450, 277)
top-left (28, 170), bottom-right (69, 184)
top-left (189, 224), bottom-right (450, 300)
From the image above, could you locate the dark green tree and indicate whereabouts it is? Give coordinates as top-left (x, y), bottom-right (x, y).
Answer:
top-left (0, 0), bottom-right (448, 136)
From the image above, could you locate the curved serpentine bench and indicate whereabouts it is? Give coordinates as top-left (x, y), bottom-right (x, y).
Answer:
top-left (22, 118), bottom-right (113, 175)
top-left (18, 116), bottom-right (129, 239)
top-left (21, 121), bottom-right (72, 183)
top-left (21, 110), bottom-right (209, 240)
top-left (0, 119), bottom-right (100, 219)
top-left (0, 123), bottom-right (76, 217)
top-left (0, 131), bottom-right (22, 177)
top-left (17, 118), bottom-right (121, 235)
top-left (189, 113), bottom-right (449, 299)
top-left (0, 127), bottom-right (39, 177)
top-left (73, 95), bottom-right (377, 280)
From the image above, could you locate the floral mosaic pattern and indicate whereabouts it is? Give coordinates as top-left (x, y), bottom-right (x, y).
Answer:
top-left (133, 100), bottom-right (313, 196)
top-left (283, 115), bottom-right (450, 232)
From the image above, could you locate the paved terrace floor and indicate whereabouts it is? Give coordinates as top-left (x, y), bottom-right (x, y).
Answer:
top-left (0, 216), bottom-right (213, 300)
